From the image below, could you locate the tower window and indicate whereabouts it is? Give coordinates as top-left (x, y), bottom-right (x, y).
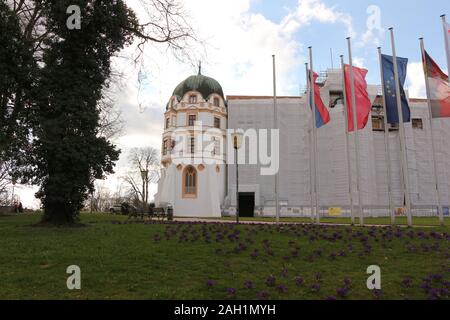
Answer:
top-left (214, 117), bottom-right (221, 129)
top-left (165, 117), bottom-right (170, 129)
top-left (163, 138), bottom-right (168, 155)
top-left (183, 166), bottom-right (197, 198)
top-left (213, 97), bottom-right (220, 107)
top-left (212, 137), bottom-right (220, 156)
top-left (189, 95), bottom-right (197, 104)
top-left (190, 136), bottom-right (195, 154)
top-left (188, 114), bottom-right (196, 126)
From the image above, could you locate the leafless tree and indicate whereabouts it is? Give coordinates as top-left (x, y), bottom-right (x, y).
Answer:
top-left (97, 96), bottom-right (125, 140)
top-left (0, 161), bottom-right (13, 205)
top-left (128, 0), bottom-right (203, 64)
top-left (123, 147), bottom-right (160, 210)
top-left (5, 0), bottom-right (202, 141)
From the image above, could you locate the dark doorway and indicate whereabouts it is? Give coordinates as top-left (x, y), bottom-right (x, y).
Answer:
top-left (239, 193), bottom-right (255, 218)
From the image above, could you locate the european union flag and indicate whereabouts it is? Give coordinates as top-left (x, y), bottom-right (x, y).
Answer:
top-left (381, 54), bottom-right (411, 124)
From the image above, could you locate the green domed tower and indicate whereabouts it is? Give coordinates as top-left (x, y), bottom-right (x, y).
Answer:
top-left (166, 67), bottom-right (226, 109)
top-left (155, 69), bottom-right (228, 218)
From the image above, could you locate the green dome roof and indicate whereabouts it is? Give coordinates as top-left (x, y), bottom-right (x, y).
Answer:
top-left (172, 72), bottom-right (225, 102)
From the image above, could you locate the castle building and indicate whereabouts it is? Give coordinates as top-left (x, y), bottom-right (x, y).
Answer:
top-left (155, 69), bottom-right (450, 218)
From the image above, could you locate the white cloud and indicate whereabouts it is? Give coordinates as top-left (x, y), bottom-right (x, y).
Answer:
top-left (407, 61), bottom-right (426, 98)
top-left (282, 0), bottom-right (355, 38)
top-left (353, 57), bottom-right (366, 68)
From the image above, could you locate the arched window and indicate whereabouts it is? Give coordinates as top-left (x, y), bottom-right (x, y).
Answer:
top-left (183, 166), bottom-right (197, 198)
top-left (213, 97), bottom-right (220, 107)
top-left (189, 95), bottom-right (197, 104)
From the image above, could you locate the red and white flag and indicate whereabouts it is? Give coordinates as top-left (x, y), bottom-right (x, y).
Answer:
top-left (422, 50), bottom-right (450, 118)
top-left (445, 21), bottom-right (450, 70)
top-left (344, 65), bottom-right (372, 132)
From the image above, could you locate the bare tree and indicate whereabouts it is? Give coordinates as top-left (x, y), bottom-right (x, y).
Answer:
top-left (123, 147), bottom-right (160, 211)
top-left (0, 160), bottom-right (13, 205)
top-left (97, 96), bottom-right (125, 140)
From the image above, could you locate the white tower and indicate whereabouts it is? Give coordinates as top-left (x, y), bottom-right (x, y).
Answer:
top-left (155, 69), bottom-right (227, 217)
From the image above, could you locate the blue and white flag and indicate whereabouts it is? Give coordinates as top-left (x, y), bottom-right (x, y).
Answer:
top-left (381, 54), bottom-right (411, 124)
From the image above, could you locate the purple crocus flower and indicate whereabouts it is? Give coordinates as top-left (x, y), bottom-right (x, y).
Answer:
top-left (244, 280), bottom-right (254, 290)
top-left (276, 284), bottom-right (288, 294)
top-left (226, 287), bottom-right (237, 298)
top-left (315, 272), bottom-right (323, 282)
top-left (257, 291), bottom-right (270, 300)
top-left (343, 278), bottom-right (352, 288)
top-left (401, 277), bottom-right (413, 289)
top-left (310, 283), bottom-right (321, 293)
top-left (372, 289), bottom-right (383, 299)
top-left (336, 287), bottom-right (349, 298)
top-left (265, 275), bottom-right (276, 287)
top-left (206, 279), bottom-right (216, 288)
top-left (295, 276), bottom-right (305, 287)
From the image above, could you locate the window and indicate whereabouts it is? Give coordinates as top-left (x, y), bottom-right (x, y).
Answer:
top-left (372, 116), bottom-right (385, 131)
top-left (213, 137), bottom-right (220, 156)
top-left (329, 91), bottom-right (343, 108)
top-left (189, 95), bottom-right (197, 104)
top-left (188, 114), bottom-right (196, 126)
top-left (214, 117), bottom-right (221, 129)
top-left (412, 118), bottom-right (423, 129)
top-left (389, 123), bottom-right (399, 131)
top-left (190, 136), bottom-right (195, 154)
top-left (213, 97), bottom-right (220, 107)
top-left (165, 118), bottom-right (170, 129)
top-left (183, 166), bottom-right (197, 197)
top-left (163, 138), bottom-right (168, 155)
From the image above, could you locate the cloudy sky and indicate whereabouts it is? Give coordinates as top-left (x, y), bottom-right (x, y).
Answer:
top-left (17, 0), bottom-right (450, 208)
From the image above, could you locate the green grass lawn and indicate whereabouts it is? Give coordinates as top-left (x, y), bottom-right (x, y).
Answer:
top-left (0, 213), bottom-right (448, 300)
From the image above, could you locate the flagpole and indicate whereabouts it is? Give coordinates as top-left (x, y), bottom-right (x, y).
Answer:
top-left (346, 37), bottom-right (364, 226)
top-left (420, 38), bottom-right (445, 226)
top-left (389, 27), bottom-right (413, 227)
top-left (272, 55), bottom-right (280, 225)
top-left (340, 55), bottom-right (355, 225)
top-left (306, 62), bottom-right (316, 222)
top-left (309, 47), bottom-right (320, 224)
top-left (377, 47), bottom-right (395, 225)
top-left (441, 15), bottom-right (450, 74)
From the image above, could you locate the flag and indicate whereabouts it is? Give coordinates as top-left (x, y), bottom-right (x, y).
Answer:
top-left (381, 54), bottom-right (411, 124)
top-left (344, 65), bottom-right (372, 132)
top-left (445, 21), bottom-right (450, 68)
top-left (422, 50), bottom-right (450, 118)
top-left (310, 72), bottom-right (331, 128)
